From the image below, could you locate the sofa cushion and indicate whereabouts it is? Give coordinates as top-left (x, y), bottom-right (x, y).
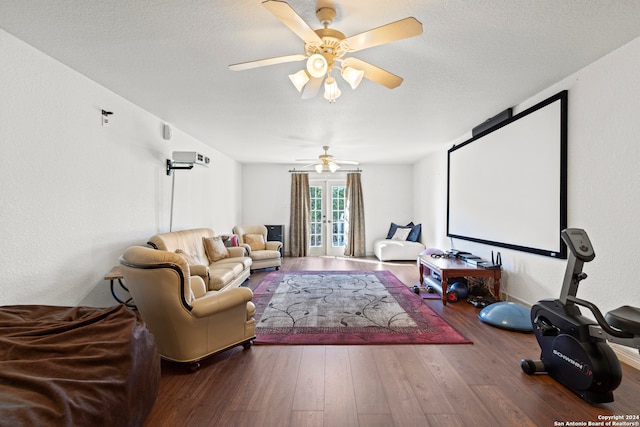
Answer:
top-left (244, 234), bottom-right (266, 251)
top-left (208, 268), bottom-right (236, 290)
top-left (220, 234), bottom-right (240, 247)
top-left (386, 222), bottom-right (401, 239)
top-left (407, 223), bottom-right (422, 242)
top-left (386, 222), bottom-right (421, 242)
top-left (250, 250), bottom-right (281, 261)
top-left (391, 227), bottom-right (412, 240)
top-left (203, 237), bottom-right (229, 263)
top-left (211, 262), bottom-right (244, 278)
top-left (214, 256), bottom-right (252, 270)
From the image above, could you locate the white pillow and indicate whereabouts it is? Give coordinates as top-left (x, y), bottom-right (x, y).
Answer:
top-left (392, 227), bottom-right (411, 240)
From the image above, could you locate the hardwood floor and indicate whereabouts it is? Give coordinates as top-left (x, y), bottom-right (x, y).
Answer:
top-left (144, 256), bottom-right (640, 427)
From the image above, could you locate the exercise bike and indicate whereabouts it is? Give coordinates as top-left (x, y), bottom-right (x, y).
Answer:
top-left (520, 228), bottom-right (640, 403)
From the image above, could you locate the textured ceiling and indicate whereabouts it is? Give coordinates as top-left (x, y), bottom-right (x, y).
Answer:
top-left (2, 0), bottom-right (640, 165)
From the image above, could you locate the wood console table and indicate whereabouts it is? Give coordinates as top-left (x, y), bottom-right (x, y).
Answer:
top-left (418, 255), bottom-right (501, 305)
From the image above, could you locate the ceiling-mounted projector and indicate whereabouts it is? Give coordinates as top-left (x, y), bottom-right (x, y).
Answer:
top-left (172, 151), bottom-right (210, 166)
top-left (166, 151), bottom-right (210, 176)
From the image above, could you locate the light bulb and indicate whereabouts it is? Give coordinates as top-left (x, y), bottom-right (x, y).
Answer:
top-left (306, 54), bottom-right (328, 78)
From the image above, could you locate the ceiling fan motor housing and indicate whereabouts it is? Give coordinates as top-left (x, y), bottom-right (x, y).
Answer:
top-left (316, 6), bottom-right (336, 27)
top-left (305, 28), bottom-right (347, 68)
top-left (319, 145), bottom-right (334, 164)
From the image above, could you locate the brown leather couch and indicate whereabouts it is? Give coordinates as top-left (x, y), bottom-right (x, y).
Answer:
top-left (148, 228), bottom-right (251, 291)
top-left (119, 246), bottom-right (256, 366)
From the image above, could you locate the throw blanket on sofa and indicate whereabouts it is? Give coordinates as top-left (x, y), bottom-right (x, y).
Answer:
top-left (0, 304), bottom-right (160, 427)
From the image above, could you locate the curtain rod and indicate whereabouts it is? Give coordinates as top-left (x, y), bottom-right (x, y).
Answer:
top-left (288, 168), bottom-right (362, 173)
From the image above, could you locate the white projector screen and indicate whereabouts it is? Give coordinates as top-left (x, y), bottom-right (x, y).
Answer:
top-left (447, 91), bottom-right (567, 258)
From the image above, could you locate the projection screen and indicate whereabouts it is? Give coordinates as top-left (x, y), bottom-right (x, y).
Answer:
top-left (447, 90), bottom-right (567, 259)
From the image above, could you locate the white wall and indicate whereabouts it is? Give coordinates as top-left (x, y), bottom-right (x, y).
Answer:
top-left (240, 164), bottom-right (291, 229)
top-left (0, 29), bottom-right (242, 307)
top-left (241, 163), bottom-right (415, 255)
top-left (414, 36), bottom-right (640, 317)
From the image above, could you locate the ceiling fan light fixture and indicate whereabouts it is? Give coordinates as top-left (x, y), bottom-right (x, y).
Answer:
top-left (231, 2), bottom-right (424, 101)
top-left (341, 66), bottom-right (364, 89)
top-left (315, 164), bottom-right (323, 173)
top-left (306, 54), bottom-right (328, 78)
top-left (288, 69), bottom-right (309, 92)
top-left (328, 162), bottom-right (338, 173)
top-left (323, 76), bottom-right (341, 103)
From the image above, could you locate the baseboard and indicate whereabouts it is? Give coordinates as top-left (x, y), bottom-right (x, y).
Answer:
top-left (503, 294), bottom-right (639, 371)
top-left (610, 343), bottom-right (640, 371)
top-left (504, 294), bottom-right (530, 306)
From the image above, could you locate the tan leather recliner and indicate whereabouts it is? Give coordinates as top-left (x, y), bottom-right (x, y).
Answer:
top-left (233, 224), bottom-right (282, 271)
top-left (119, 246), bottom-right (255, 368)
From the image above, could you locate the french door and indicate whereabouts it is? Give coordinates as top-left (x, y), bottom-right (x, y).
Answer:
top-left (309, 180), bottom-right (346, 256)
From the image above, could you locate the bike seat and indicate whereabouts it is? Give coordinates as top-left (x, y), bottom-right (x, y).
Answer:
top-left (605, 306), bottom-right (640, 336)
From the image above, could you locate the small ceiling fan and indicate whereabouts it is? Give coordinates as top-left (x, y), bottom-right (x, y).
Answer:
top-left (297, 146), bottom-right (359, 172)
top-left (229, 0), bottom-right (423, 102)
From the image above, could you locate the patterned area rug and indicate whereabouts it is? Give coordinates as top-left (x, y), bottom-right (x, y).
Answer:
top-left (251, 271), bottom-right (472, 345)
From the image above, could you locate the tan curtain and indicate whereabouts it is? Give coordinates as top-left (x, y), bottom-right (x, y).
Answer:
top-left (289, 173), bottom-right (310, 257)
top-left (344, 172), bottom-right (366, 257)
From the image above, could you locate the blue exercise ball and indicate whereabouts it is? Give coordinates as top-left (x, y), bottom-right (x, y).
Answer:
top-left (478, 302), bottom-right (533, 333)
top-left (447, 282), bottom-right (468, 299)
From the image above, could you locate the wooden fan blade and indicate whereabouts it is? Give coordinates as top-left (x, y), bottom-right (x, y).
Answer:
top-left (341, 57), bottom-right (403, 89)
top-left (301, 77), bottom-right (323, 99)
top-left (229, 54), bottom-right (307, 71)
top-left (341, 17), bottom-right (423, 52)
top-left (262, 0), bottom-right (322, 44)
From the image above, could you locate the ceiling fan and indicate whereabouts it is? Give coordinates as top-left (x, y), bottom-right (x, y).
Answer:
top-left (297, 146), bottom-right (359, 172)
top-left (229, 0), bottom-right (423, 102)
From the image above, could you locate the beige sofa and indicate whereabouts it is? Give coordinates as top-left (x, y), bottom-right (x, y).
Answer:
top-left (148, 228), bottom-right (251, 291)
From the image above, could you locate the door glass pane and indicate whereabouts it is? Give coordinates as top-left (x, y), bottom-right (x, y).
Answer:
top-left (310, 186), bottom-right (322, 248)
top-left (331, 186), bottom-right (346, 248)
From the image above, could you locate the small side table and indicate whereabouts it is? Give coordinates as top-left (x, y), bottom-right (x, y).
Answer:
top-left (105, 266), bottom-right (136, 309)
top-left (418, 255), bottom-right (502, 305)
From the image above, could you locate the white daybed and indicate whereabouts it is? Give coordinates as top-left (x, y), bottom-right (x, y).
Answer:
top-left (373, 239), bottom-right (426, 261)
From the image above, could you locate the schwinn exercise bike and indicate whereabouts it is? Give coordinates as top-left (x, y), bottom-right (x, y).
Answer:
top-left (520, 228), bottom-right (640, 403)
